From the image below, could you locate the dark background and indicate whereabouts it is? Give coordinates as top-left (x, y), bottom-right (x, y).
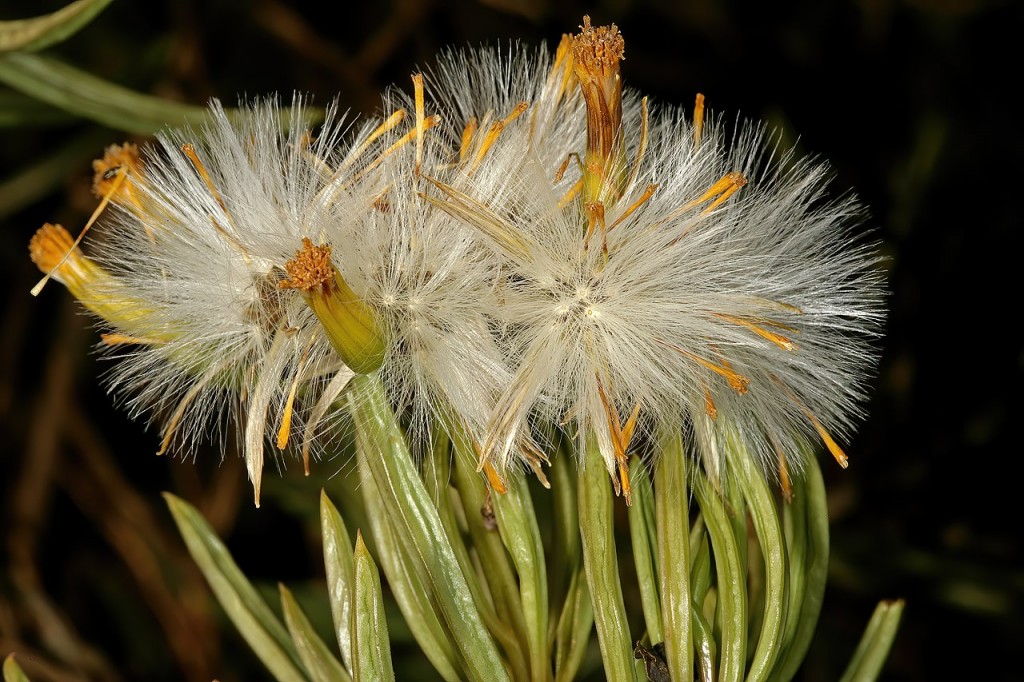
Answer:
top-left (2, 0), bottom-right (1021, 680)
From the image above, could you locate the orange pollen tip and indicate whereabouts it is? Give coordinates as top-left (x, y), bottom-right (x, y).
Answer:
top-left (572, 16), bottom-right (624, 71)
top-left (704, 386), bottom-right (718, 420)
top-left (29, 223), bottom-right (76, 273)
top-left (482, 461), bottom-right (509, 495)
top-left (280, 238), bottom-right (335, 293)
top-left (693, 93), bottom-right (706, 146)
top-left (617, 457), bottom-right (633, 506)
top-left (92, 142), bottom-right (142, 198)
top-left (716, 313), bottom-right (798, 351)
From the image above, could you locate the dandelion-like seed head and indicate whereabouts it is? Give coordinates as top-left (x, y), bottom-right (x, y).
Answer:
top-left (29, 17), bottom-right (885, 507)
top-left (423, 18), bottom-right (885, 500)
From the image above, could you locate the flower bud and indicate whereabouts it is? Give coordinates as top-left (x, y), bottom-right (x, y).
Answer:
top-left (281, 238), bottom-right (387, 374)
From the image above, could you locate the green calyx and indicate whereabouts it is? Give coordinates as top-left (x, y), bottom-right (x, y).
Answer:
top-left (282, 238), bottom-right (387, 374)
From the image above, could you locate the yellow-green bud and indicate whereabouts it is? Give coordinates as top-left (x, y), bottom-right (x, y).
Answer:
top-left (281, 238), bottom-right (387, 374)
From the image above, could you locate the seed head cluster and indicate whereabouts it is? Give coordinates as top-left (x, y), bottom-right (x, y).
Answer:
top-left (29, 18), bottom-right (884, 504)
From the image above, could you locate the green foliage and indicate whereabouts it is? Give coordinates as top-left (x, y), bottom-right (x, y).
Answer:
top-left (163, 380), bottom-right (904, 681)
top-left (0, 0), bottom-right (322, 136)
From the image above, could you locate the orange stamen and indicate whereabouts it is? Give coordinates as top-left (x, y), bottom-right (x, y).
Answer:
top-left (181, 144), bottom-right (227, 214)
top-left (715, 313), bottom-right (798, 351)
top-left (655, 338), bottom-right (750, 394)
top-left (558, 179), bottom-right (584, 208)
top-left (680, 171), bottom-right (748, 214)
top-left (607, 184), bottom-right (658, 233)
top-left (595, 374), bottom-right (638, 505)
top-left (482, 461), bottom-right (508, 495)
top-left (412, 73), bottom-right (426, 176)
top-left (693, 93), bottom-right (705, 147)
top-left (30, 172), bottom-right (126, 297)
top-left (554, 152), bottom-right (582, 183)
top-left (459, 116), bottom-right (478, 163)
top-left (771, 375), bottom-right (849, 469)
top-left (703, 384), bottom-right (718, 420)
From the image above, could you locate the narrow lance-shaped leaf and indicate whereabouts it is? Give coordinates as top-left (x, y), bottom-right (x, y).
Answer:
top-left (348, 374), bottom-right (509, 682)
top-left (356, 443), bottom-right (462, 682)
top-left (838, 600), bottom-right (905, 682)
top-left (547, 437), bottom-right (581, 617)
top-left (0, 0), bottom-right (115, 53)
top-left (437, 427), bottom-right (529, 681)
top-left (655, 427), bottom-right (693, 682)
top-left (352, 532), bottom-right (396, 682)
top-left (553, 567), bottom-right (595, 682)
top-left (320, 490), bottom-right (356, 675)
top-left (627, 457), bottom-right (663, 645)
top-left (164, 493), bottom-right (308, 682)
top-left (578, 434), bottom-right (636, 682)
top-left (492, 470), bottom-right (550, 682)
top-left (724, 433), bottom-right (786, 682)
top-left (0, 52), bottom-right (323, 134)
top-left (692, 475), bottom-right (747, 682)
top-left (768, 456), bottom-right (830, 682)
top-left (280, 584), bottom-right (351, 682)
top-left (688, 527), bottom-right (717, 682)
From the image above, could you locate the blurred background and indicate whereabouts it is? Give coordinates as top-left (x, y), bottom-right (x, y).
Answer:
top-left (1, 0), bottom-right (1021, 680)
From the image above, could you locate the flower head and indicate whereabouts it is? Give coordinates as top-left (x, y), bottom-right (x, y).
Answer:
top-left (423, 18), bottom-right (885, 499)
top-left (30, 91), bottom-right (515, 502)
top-left (30, 99), bottom-right (390, 505)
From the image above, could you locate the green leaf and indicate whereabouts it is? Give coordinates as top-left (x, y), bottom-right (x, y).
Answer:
top-left (655, 429), bottom-right (692, 682)
top-left (627, 458), bottom-right (662, 645)
top-left (693, 475), bottom-right (746, 682)
top-left (492, 469), bottom-right (550, 682)
top-left (164, 493), bottom-right (308, 682)
top-left (0, 52), bottom-right (323, 134)
top-left (0, 0), bottom-right (115, 53)
top-left (0, 91), bottom-right (73, 127)
top-left (578, 434), bottom-right (636, 682)
top-left (320, 491), bottom-right (356, 675)
top-left (352, 533), bottom-right (396, 682)
top-left (441, 429), bottom-right (529, 681)
top-left (356, 447), bottom-right (462, 681)
top-left (767, 457), bottom-right (830, 682)
top-left (724, 436), bottom-right (785, 682)
top-left (3, 654), bottom-right (31, 682)
top-left (348, 374), bottom-right (509, 682)
top-left (838, 600), bottom-right (905, 682)
top-left (548, 438), bottom-right (581, 619)
top-left (280, 584), bottom-right (351, 682)
top-left (553, 567), bottom-right (594, 682)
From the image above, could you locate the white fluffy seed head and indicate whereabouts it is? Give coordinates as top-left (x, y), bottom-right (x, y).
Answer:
top-left (35, 28), bottom-right (887, 500)
top-left (421, 43), bottom-right (886, 483)
top-left (317, 95), bottom-right (514, 454)
top-left (86, 97), bottom-right (385, 504)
